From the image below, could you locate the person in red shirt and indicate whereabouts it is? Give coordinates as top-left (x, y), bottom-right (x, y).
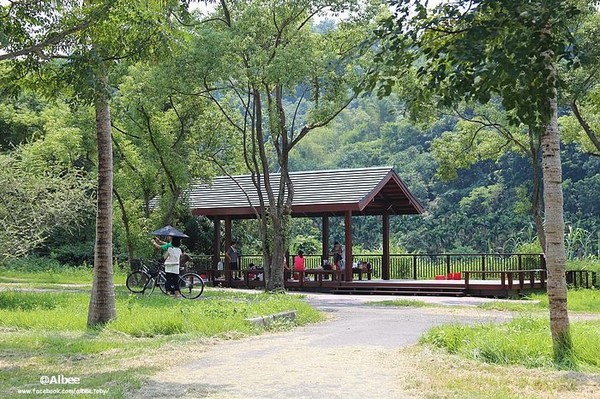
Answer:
top-left (293, 250), bottom-right (305, 280)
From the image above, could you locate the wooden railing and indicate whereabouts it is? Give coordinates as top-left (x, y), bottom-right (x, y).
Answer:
top-left (351, 253), bottom-right (545, 280)
top-left (463, 269), bottom-right (547, 290)
top-left (566, 270), bottom-right (597, 288)
top-left (188, 253), bottom-right (546, 280)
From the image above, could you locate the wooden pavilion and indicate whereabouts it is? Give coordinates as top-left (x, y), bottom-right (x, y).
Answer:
top-left (187, 166), bottom-right (424, 282)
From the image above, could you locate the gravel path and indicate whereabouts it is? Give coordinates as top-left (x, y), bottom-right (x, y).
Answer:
top-left (131, 293), bottom-right (513, 399)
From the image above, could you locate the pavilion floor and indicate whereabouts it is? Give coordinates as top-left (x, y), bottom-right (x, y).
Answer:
top-left (209, 274), bottom-right (546, 298)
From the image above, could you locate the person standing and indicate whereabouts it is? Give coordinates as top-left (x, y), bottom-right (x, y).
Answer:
top-left (225, 240), bottom-right (240, 279)
top-left (164, 236), bottom-right (182, 297)
top-left (331, 241), bottom-right (343, 270)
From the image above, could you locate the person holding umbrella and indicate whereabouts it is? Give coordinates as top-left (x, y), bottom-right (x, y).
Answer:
top-left (150, 225), bottom-right (189, 297)
top-left (163, 236), bottom-right (183, 297)
top-left (150, 225), bottom-right (189, 257)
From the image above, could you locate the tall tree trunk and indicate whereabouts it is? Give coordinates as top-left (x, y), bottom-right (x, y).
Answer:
top-left (88, 68), bottom-right (116, 326)
top-left (266, 209), bottom-right (286, 292)
top-left (542, 93), bottom-right (572, 361)
top-left (529, 135), bottom-right (546, 252)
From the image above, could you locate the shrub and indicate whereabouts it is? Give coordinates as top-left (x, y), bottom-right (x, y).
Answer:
top-left (2, 256), bottom-right (64, 272)
top-left (49, 242), bottom-right (94, 266)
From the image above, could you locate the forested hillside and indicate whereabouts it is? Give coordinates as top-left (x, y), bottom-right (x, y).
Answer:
top-left (289, 95), bottom-right (599, 255)
top-left (1, 0), bottom-right (598, 266)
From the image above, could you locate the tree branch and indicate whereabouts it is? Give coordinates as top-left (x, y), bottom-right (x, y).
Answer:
top-left (290, 92), bottom-right (357, 149)
top-left (570, 99), bottom-right (600, 154)
top-left (0, 0), bottom-right (117, 61)
top-left (169, 95), bottom-right (187, 148)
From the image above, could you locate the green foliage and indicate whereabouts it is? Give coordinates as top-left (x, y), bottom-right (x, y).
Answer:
top-left (0, 150), bottom-right (95, 261)
top-left (0, 92), bottom-right (47, 151)
top-left (112, 291), bottom-right (321, 337)
top-left (478, 290), bottom-right (600, 313)
top-left (529, 290), bottom-right (600, 313)
top-left (421, 317), bottom-right (600, 371)
top-left (565, 224), bottom-right (598, 259)
top-left (372, 0), bottom-right (584, 129)
top-left (366, 299), bottom-right (432, 307)
top-left (559, 9), bottom-right (600, 156)
top-left (0, 262), bottom-right (124, 286)
top-left (2, 256), bottom-right (65, 273)
top-left (0, 286), bottom-right (322, 398)
top-left (289, 235), bottom-right (320, 255)
top-left (0, 291), bottom-right (67, 311)
top-left (111, 59), bottom-right (241, 258)
top-left (0, 289), bottom-right (322, 336)
top-left (49, 242), bottom-right (95, 266)
top-left (567, 258), bottom-right (600, 274)
top-left (1, 0), bottom-right (598, 263)
top-left (430, 102), bottom-right (530, 181)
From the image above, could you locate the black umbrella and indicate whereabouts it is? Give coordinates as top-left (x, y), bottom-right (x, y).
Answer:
top-left (150, 225), bottom-right (189, 238)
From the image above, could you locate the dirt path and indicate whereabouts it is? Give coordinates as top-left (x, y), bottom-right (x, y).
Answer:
top-left (131, 294), bottom-right (514, 399)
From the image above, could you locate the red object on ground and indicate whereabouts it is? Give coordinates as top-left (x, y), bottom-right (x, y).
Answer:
top-left (453, 272), bottom-right (462, 280)
top-left (435, 275), bottom-right (446, 280)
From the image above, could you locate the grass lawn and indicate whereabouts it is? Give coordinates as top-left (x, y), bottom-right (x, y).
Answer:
top-left (366, 288), bottom-right (600, 374)
top-left (0, 275), bottom-right (322, 399)
top-left (2, 264), bottom-right (599, 398)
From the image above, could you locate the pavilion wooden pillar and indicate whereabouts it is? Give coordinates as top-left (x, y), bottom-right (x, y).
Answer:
top-left (321, 216), bottom-right (329, 265)
top-left (212, 217), bottom-right (221, 267)
top-left (224, 216), bottom-right (232, 283)
top-left (382, 212), bottom-right (390, 280)
top-left (344, 211), bottom-right (353, 282)
top-left (224, 216), bottom-right (232, 252)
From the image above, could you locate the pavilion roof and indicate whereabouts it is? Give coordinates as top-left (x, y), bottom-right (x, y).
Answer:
top-left (188, 166), bottom-right (424, 218)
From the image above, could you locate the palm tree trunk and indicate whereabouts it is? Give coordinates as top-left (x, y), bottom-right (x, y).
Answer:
top-left (87, 69), bottom-right (117, 327)
top-left (542, 93), bottom-right (572, 361)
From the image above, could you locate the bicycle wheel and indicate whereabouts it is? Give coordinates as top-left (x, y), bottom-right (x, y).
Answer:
top-left (126, 271), bottom-right (150, 293)
top-left (157, 272), bottom-right (167, 294)
top-left (178, 273), bottom-right (205, 299)
top-left (142, 277), bottom-right (156, 296)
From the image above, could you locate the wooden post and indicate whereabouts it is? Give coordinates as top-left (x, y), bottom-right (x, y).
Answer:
top-left (412, 255), bottom-right (417, 280)
top-left (481, 255), bottom-right (486, 280)
top-left (322, 216), bottom-right (329, 265)
top-left (212, 217), bottom-right (221, 268)
top-left (344, 211), bottom-right (352, 282)
top-left (382, 212), bottom-right (390, 281)
top-left (224, 216), bottom-right (232, 285)
top-left (517, 271), bottom-right (524, 289)
top-left (540, 253), bottom-right (546, 269)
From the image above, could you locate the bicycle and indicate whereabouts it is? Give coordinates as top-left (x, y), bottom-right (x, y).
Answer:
top-left (126, 259), bottom-right (205, 299)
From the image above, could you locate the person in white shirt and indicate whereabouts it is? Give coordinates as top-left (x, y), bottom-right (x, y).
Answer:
top-left (164, 236), bottom-right (183, 296)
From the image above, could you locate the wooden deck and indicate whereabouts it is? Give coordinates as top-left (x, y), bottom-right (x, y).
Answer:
top-left (204, 269), bottom-right (548, 298)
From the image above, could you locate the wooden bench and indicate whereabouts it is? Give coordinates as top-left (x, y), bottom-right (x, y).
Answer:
top-left (299, 269), bottom-right (342, 283)
top-left (351, 267), bottom-right (372, 281)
